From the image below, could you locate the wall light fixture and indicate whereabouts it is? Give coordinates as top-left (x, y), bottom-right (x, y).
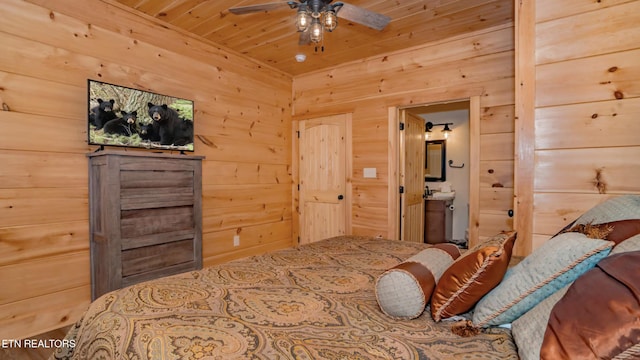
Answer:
top-left (425, 122), bottom-right (453, 139)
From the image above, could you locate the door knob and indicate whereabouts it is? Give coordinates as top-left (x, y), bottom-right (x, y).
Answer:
top-left (338, 195), bottom-right (344, 200)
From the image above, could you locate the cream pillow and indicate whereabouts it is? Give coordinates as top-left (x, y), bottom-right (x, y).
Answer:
top-left (376, 244), bottom-right (460, 319)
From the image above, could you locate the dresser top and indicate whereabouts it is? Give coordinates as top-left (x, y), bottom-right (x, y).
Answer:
top-left (87, 149), bottom-right (205, 160)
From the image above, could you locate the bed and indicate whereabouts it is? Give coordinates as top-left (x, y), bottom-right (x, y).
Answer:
top-left (51, 235), bottom-right (517, 359)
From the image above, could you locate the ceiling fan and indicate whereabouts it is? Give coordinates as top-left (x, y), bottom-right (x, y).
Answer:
top-left (228, 0), bottom-right (391, 46)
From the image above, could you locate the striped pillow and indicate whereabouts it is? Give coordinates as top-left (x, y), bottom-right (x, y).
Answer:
top-left (375, 244), bottom-right (460, 319)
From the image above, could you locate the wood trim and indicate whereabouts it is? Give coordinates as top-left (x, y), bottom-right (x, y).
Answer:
top-left (388, 107), bottom-right (399, 239)
top-left (468, 95), bottom-right (481, 248)
top-left (514, 0), bottom-right (536, 257)
top-left (345, 113), bottom-right (353, 235)
top-left (291, 120), bottom-right (300, 245)
top-left (398, 108), bottom-right (407, 241)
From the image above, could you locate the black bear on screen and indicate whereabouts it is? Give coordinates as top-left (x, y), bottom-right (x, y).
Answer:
top-left (89, 98), bottom-right (117, 130)
top-left (103, 110), bottom-right (138, 136)
top-left (173, 118), bottom-right (194, 146)
top-left (147, 102), bottom-right (192, 146)
top-left (138, 122), bottom-right (160, 142)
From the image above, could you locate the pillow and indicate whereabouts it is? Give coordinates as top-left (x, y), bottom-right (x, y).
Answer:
top-left (430, 231), bottom-right (516, 322)
top-left (540, 251), bottom-right (640, 360)
top-left (609, 221), bottom-right (640, 245)
top-left (611, 234), bottom-right (640, 255)
top-left (511, 285), bottom-right (570, 360)
top-left (375, 243), bottom-right (460, 319)
top-left (613, 344), bottom-right (640, 359)
top-left (472, 232), bottom-right (613, 327)
top-left (561, 219), bottom-right (640, 246)
top-left (574, 195), bottom-right (640, 225)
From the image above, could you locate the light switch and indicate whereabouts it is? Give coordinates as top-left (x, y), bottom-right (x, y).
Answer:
top-left (363, 168), bottom-right (377, 178)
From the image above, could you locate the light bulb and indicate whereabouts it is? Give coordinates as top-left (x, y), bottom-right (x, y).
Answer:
top-left (442, 124), bottom-right (452, 139)
top-left (310, 18), bottom-right (323, 43)
top-left (323, 10), bottom-right (337, 32)
top-left (296, 8), bottom-right (310, 32)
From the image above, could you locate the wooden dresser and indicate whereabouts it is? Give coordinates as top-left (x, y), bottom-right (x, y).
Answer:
top-left (88, 151), bottom-right (204, 300)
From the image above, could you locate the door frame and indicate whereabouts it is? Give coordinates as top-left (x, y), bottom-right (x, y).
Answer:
top-left (292, 114), bottom-right (353, 245)
top-left (389, 96), bottom-right (480, 244)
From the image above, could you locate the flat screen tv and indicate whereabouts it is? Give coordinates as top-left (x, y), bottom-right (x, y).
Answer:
top-left (88, 79), bottom-right (194, 152)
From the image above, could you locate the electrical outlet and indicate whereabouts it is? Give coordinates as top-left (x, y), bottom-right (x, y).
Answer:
top-left (233, 235), bottom-right (240, 247)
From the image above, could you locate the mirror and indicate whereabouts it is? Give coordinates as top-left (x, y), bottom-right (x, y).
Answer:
top-left (425, 140), bottom-right (446, 181)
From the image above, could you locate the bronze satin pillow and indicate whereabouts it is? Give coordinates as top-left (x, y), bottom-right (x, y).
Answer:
top-left (604, 219), bottom-right (640, 244)
top-left (430, 231), bottom-right (516, 322)
top-left (540, 251), bottom-right (640, 360)
top-left (562, 219), bottom-right (640, 245)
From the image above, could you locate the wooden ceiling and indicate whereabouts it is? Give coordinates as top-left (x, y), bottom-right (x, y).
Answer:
top-left (113, 0), bottom-right (514, 76)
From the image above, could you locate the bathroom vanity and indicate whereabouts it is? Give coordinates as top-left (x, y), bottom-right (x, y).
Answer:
top-left (424, 198), bottom-right (453, 244)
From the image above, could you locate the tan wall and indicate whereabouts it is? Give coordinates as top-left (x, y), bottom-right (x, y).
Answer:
top-left (0, 0), bottom-right (292, 339)
top-left (516, 0), bottom-right (640, 252)
top-left (293, 24), bottom-right (516, 244)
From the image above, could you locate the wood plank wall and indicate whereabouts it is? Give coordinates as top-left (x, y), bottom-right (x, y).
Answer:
top-left (523, 0), bottom-right (640, 250)
top-left (6, 0), bottom-right (636, 343)
top-left (0, 0), bottom-right (292, 340)
top-left (292, 24), bottom-right (516, 244)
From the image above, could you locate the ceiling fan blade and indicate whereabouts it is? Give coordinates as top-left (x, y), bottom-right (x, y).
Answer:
top-left (298, 30), bottom-right (311, 45)
top-left (229, 2), bottom-right (291, 15)
top-left (335, 2), bottom-right (390, 31)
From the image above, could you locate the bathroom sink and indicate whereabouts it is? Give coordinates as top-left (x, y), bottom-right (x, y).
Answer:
top-left (430, 191), bottom-right (455, 200)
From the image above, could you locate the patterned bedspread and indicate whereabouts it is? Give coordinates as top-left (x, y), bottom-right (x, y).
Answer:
top-left (51, 236), bottom-right (517, 359)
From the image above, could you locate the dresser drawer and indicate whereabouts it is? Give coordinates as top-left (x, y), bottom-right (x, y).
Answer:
top-left (121, 239), bottom-right (194, 277)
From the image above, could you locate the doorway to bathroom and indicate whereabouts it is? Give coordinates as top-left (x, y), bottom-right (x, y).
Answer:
top-left (392, 97), bottom-right (480, 248)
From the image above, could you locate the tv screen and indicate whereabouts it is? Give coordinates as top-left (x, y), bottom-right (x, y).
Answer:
top-left (88, 79), bottom-right (194, 152)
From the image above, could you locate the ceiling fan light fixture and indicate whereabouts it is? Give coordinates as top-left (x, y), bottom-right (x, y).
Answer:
top-left (295, 6), bottom-right (311, 32)
top-left (323, 9), bottom-right (338, 32)
top-left (309, 18), bottom-right (323, 43)
top-left (228, 1), bottom-right (391, 50)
